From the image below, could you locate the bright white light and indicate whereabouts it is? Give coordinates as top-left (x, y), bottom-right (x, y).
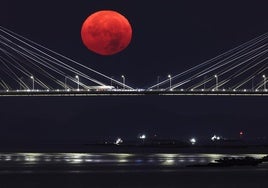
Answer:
top-left (75, 75), bottom-right (79, 79)
top-left (5, 156), bottom-right (11, 161)
top-left (25, 156), bottom-right (36, 162)
top-left (168, 74), bottom-right (171, 78)
top-left (190, 138), bottom-right (196, 145)
top-left (139, 134), bottom-right (147, 140)
top-left (211, 135), bottom-right (216, 141)
top-left (115, 137), bottom-right (123, 145)
top-left (211, 135), bottom-right (221, 141)
top-left (165, 159), bottom-right (174, 164)
top-left (72, 159), bottom-right (83, 163)
top-left (119, 159), bottom-right (128, 163)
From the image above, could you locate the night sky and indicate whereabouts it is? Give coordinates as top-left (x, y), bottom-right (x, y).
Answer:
top-left (0, 1), bottom-right (268, 143)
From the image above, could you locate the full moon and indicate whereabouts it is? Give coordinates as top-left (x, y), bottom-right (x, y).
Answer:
top-left (81, 10), bottom-right (132, 56)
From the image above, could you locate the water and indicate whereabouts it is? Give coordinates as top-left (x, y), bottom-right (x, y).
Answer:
top-left (0, 152), bottom-right (266, 169)
top-left (0, 152), bottom-right (268, 187)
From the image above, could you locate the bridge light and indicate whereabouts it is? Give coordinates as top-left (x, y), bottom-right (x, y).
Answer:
top-left (214, 75), bottom-right (218, 91)
top-left (75, 75), bottom-right (79, 91)
top-left (168, 74), bottom-right (172, 90)
top-left (30, 76), bottom-right (34, 91)
top-left (121, 75), bottom-right (125, 89)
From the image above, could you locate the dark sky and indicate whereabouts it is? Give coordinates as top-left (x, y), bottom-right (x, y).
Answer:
top-left (0, 1), bottom-right (268, 143)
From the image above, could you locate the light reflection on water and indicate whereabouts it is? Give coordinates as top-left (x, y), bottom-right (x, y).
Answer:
top-left (0, 153), bottom-right (266, 167)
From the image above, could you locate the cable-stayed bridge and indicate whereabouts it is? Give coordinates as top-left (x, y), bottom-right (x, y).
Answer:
top-left (0, 26), bottom-right (268, 97)
top-left (0, 26), bottom-right (132, 95)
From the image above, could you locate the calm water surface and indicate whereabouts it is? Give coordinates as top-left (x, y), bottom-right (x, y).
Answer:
top-left (0, 152), bottom-right (267, 172)
top-left (0, 153), bottom-right (268, 188)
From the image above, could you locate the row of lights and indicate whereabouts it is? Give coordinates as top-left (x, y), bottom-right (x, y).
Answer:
top-left (156, 74), bottom-right (267, 91)
top-left (17, 75), bottom-right (81, 91)
top-left (5, 73), bottom-right (268, 92)
top-left (189, 132), bottom-right (244, 145)
top-left (115, 133), bottom-right (240, 147)
top-left (212, 74), bottom-right (267, 91)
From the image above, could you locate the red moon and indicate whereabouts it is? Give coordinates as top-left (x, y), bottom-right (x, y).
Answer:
top-left (81, 10), bottom-right (132, 56)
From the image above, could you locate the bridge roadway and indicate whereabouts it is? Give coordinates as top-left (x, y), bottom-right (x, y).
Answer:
top-left (0, 89), bottom-right (268, 97)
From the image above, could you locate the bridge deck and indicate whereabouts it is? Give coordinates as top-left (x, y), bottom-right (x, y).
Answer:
top-left (0, 90), bottom-right (268, 97)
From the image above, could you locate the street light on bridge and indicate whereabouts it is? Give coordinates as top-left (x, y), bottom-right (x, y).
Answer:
top-left (121, 75), bottom-right (125, 89)
top-left (168, 74), bottom-right (172, 90)
top-left (75, 75), bottom-right (79, 90)
top-left (30, 76), bottom-right (34, 91)
top-left (263, 75), bottom-right (266, 91)
top-left (214, 75), bottom-right (218, 91)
